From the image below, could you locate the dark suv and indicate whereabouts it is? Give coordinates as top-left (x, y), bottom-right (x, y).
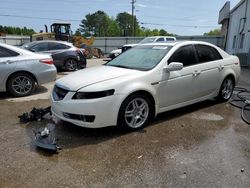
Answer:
top-left (22, 41), bottom-right (86, 71)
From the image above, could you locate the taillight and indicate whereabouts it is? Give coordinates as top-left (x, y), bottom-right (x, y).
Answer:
top-left (40, 59), bottom-right (54, 65)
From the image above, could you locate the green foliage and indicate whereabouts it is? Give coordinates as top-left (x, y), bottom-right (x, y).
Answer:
top-left (204, 28), bottom-right (221, 36)
top-left (79, 11), bottom-right (110, 37)
top-left (116, 12), bottom-right (139, 36)
top-left (0, 25), bottom-right (35, 35)
top-left (78, 10), bottom-right (174, 37)
top-left (106, 18), bottom-right (120, 36)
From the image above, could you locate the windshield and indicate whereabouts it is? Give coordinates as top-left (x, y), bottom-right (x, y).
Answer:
top-left (106, 45), bottom-right (171, 71)
top-left (139, 37), bottom-right (157, 44)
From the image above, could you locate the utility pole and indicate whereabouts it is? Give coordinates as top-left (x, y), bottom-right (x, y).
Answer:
top-left (131, 0), bottom-right (136, 36)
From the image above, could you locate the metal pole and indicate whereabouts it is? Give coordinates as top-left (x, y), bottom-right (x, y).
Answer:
top-left (131, 0), bottom-right (135, 36)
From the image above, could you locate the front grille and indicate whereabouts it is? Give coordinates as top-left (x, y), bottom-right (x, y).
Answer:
top-left (53, 85), bottom-right (69, 101)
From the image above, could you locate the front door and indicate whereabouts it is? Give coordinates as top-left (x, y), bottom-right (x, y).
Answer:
top-left (158, 45), bottom-right (202, 111)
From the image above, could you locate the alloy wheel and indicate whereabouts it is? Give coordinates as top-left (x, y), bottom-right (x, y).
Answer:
top-left (222, 78), bottom-right (234, 100)
top-left (124, 98), bottom-right (149, 128)
top-left (65, 59), bottom-right (77, 71)
top-left (12, 75), bottom-right (33, 95)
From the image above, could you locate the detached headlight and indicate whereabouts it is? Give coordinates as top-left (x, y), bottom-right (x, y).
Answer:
top-left (72, 89), bottom-right (115, 99)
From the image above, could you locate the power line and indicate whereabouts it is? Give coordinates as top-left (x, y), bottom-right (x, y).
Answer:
top-left (0, 14), bottom-right (81, 22)
top-left (140, 22), bottom-right (218, 28)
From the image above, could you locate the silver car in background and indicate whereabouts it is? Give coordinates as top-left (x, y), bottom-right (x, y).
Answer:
top-left (0, 42), bottom-right (57, 97)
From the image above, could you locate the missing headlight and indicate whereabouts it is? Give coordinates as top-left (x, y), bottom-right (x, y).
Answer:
top-left (72, 89), bottom-right (115, 99)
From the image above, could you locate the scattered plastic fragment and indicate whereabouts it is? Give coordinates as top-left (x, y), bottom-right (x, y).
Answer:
top-left (34, 125), bottom-right (61, 152)
top-left (18, 106), bottom-right (51, 123)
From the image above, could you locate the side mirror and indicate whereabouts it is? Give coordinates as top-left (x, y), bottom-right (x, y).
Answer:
top-left (30, 48), bottom-right (36, 52)
top-left (164, 62), bottom-right (183, 72)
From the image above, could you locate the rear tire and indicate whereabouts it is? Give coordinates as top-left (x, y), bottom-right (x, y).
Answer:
top-left (65, 59), bottom-right (78, 71)
top-left (7, 73), bottom-right (35, 97)
top-left (118, 94), bottom-right (153, 131)
top-left (217, 77), bottom-right (234, 101)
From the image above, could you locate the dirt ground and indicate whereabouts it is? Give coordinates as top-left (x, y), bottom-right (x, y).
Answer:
top-left (0, 61), bottom-right (250, 188)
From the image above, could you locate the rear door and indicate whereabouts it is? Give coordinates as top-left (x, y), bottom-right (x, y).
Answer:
top-left (48, 42), bottom-right (70, 54)
top-left (0, 46), bottom-right (18, 90)
top-left (194, 44), bottom-right (222, 97)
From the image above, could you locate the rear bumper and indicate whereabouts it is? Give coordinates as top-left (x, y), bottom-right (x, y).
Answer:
top-left (36, 66), bottom-right (57, 84)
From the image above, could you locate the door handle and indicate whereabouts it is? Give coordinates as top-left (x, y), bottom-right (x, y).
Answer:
top-left (192, 70), bottom-right (201, 76)
top-left (4, 60), bottom-right (14, 64)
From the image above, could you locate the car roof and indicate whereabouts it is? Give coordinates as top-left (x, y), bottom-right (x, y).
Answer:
top-left (145, 36), bottom-right (176, 38)
top-left (27, 40), bottom-right (73, 45)
top-left (137, 40), bottom-right (219, 47)
top-left (0, 42), bottom-right (36, 55)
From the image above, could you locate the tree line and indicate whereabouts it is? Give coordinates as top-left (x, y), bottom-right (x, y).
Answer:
top-left (76, 11), bottom-right (175, 37)
top-left (0, 25), bottom-right (35, 36)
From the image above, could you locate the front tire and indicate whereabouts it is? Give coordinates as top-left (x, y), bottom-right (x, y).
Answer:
top-left (7, 73), bottom-right (35, 97)
top-left (118, 94), bottom-right (153, 131)
top-left (217, 77), bottom-right (234, 101)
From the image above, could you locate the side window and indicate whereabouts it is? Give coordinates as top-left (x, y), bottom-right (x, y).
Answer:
top-left (32, 43), bottom-right (49, 52)
top-left (195, 44), bottom-right (222, 63)
top-left (0, 46), bottom-right (19, 57)
top-left (166, 38), bottom-right (175, 41)
top-left (49, 43), bottom-right (70, 50)
top-left (156, 38), bottom-right (164, 42)
top-left (168, 45), bottom-right (197, 67)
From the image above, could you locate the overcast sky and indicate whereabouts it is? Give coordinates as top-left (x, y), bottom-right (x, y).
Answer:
top-left (0, 0), bottom-right (240, 36)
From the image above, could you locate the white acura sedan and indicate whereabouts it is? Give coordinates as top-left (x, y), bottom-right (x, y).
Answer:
top-left (51, 41), bottom-right (240, 130)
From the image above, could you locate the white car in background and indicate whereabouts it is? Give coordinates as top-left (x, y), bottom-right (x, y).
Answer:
top-left (0, 43), bottom-right (57, 97)
top-left (51, 41), bottom-right (240, 131)
top-left (121, 36), bottom-right (176, 52)
top-left (109, 36), bottom-right (176, 59)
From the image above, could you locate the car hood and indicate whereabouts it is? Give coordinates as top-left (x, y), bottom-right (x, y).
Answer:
top-left (56, 65), bottom-right (140, 91)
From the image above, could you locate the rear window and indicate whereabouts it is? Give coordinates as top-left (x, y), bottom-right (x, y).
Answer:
top-left (195, 44), bottom-right (222, 63)
top-left (0, 46), bottom-right (19, 57)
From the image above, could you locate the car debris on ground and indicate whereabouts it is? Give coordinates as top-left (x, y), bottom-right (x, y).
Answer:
top-left (18, 106), bottom-right (51, 123)
top-left (34, 124), bottom-right (61, 152)
top-left (18, 106), bottom-right (61, 152)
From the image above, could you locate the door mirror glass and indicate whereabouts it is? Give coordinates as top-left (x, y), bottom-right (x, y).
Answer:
top-left (164, 62), bottom-right (183, 72)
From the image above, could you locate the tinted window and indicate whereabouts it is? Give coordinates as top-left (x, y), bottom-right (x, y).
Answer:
top-left (0, 46), bottom-right (19, 57)
top-left (32, 43), bottom-right (49, 52)
top-left (166, 38), bottom-right (175, 41)
top-left (156, 38), bottom-right (164, 42)
top-left (195, 44), bottom-right (222, 63)
top-left (49, 43), bottom-right (70, 50)
top-left (168, 45), bottom-right (197, 66)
